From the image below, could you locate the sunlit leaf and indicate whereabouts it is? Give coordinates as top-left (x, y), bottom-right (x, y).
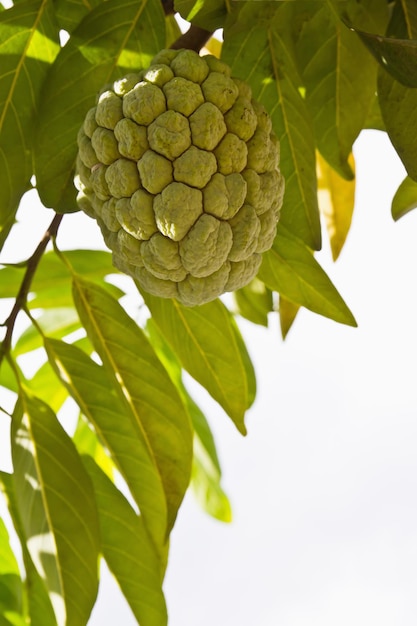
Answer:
top-left (27, 359), bottom-right (69, 413)
top-left (13, 308), bottom-right (81, 355)
top-left (44, 336), bottom-right (170, 561)
top-left (0, 471), bottom-right (58, 626)
top-left (317, 151), bottom-right (356, 260)
top-left (145, 319), bottom-right (231, 522)
top-left (30, 249), bottom-right (123, 308)
top-left (11, 393), bottom-right (100, 626)
top-left (296, 0), bottom-right (388, 179)
top-left (279, 295), bottom-right (300, 340)
top-left (191, 438), bottom-right (232, 523)
top-left (0, 518), bottom-right (24, 621)
top-left (233, 278), bottom-right (273, 327)
top-left (259, 225), bottom-right (357, 326)
top-left (0, 0), bottom-right (59, 248)
top-left (84, 457), bottom-right (168, 626)
top-left (72, 276), bottom-right (193, 539)
top-left (72, 416), bottom-right (115, 480)
top-left (33, 0), bottom-right (165, 212)
top-left (391, 176), bottom-right (417, 221)
top-left (141, 292), bottom-right (256, 435)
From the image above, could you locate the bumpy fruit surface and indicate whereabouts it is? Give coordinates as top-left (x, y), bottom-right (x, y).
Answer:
top-left (75, 48), bottom-right (285, 306)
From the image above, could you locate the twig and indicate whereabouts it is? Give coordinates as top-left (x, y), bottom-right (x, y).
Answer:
top-left (0, 212), bottom-right (64, 362)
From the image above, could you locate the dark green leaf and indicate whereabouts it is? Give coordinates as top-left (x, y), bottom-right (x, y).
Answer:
top-left (258, 225), bottom-right (357, 326)
top-left (72, 277), bottom-right (193, 540)
top-left (378, 69), bottom-right (417, 181)
top-left (33, 0), bottom-right (165, 212)
top-left (44, 336), bottom-right (169, 561)
top-left (0, 0), bottom-right (59, 246)
top-left (347, 22), bottom-right (417, 87)
top-left (223, 4), bottom-right (321, 249)
top-left (83, 457), bottom-right (168, 626)
top-left (142, 292), bottom-right (256, 435)
top-left (11, 393), bottom-right (100, 626)
top-left (233, 278), bottom-right (273, 327)
top-left (377, 0), bottom-right (417, 180)
top-left (391, 176), bottom-right (417, 220)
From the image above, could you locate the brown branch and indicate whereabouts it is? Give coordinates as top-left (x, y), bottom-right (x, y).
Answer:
top-left (0, 212), bottom-right (64, 362)
top-left (170, 24), bottom-right (214, 53)
top-left (161, 0), bottom-right (175, 15)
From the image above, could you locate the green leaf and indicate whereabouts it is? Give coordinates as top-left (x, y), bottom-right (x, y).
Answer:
top-left (11, 393), bottom-right (100, 626)
top-left (278, 295), bottom-right (300, 340)
top-left (223, 4), bottom-right (321, 249)
top-left (378, 73), bottom-right (417, 182)
top-left (141, 292), bottom-right (256, 435)
top-left (233, 278), bottom-right (273, 327)
top-left (348, 23), bottom-right (417, 87)
top-left (27, 359), bottom-right (69, 413)
top-left (0, 249), bottom-right (123, 304)
top-left (13, 308), bottom-right (81, 355)
top-left (0, 471), bottom-right (58, 626)
top-left (44, 336), bottom-right (170, 559)
top-left (33, 0), bottom-right (165, 212)
top-left (145, 319), bottom-right (231, 522)
top-left (72, 276), bottom-right (193, 540)
top-left (175, 0), bottom-right (226, 30)
top-left (0, 0), bottom-right (59, 247)
top-left (191, 438), bottom-right (232, 523)
top-left (0, 359), bottom-right (19, 395)
top-left (31, 249), bottom-right (123, 308)
top-left (53, 0), bottom-right (104, 33)
top-left (83, 457), bottom-right (168, 626)
top-left (377, 0), bottom-right (417, 181)
top-left (296, 0), bottom-right (388, 179)
top-left (0, 518), bottom-right (24, 620)
top-left (391, 176), bottom-right (417, 220)
top-left (258, 225), bottom-right (357, 327)
top-left (72, 416), bottom-right (115, 480)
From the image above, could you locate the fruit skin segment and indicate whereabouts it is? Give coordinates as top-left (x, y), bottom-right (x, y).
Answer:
top-left (75, 48), bottom-right (285, 306)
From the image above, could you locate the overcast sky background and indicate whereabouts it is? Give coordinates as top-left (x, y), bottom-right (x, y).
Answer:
top-left (1, 130), bottom-right (416, 623)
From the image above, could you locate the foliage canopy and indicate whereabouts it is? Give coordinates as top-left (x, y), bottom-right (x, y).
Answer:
top-left (1, 0), bottom-right (416, 624)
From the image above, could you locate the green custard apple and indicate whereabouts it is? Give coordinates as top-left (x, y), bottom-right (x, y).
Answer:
top-left (75, 48), bottom-right (285, 306)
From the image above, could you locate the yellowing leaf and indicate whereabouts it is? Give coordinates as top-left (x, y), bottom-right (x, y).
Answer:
top-left (317, 151), bottom-right (356, 261)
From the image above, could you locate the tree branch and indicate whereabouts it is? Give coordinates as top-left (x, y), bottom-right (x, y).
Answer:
top-left (170, 24), bottom-right (214, 53)
top-left (0, 212), bottom-right (64, 362)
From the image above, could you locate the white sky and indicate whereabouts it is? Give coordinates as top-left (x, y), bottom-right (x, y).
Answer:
top-left (1, 130), bottom-right (417, 625)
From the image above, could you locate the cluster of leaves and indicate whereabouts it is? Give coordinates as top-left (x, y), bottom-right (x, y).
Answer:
top-left (1, 0), bottom-right (417, 624)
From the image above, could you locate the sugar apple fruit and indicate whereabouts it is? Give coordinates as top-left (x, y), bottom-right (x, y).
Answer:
top-left (75, 48), bottom-right (285, 306)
